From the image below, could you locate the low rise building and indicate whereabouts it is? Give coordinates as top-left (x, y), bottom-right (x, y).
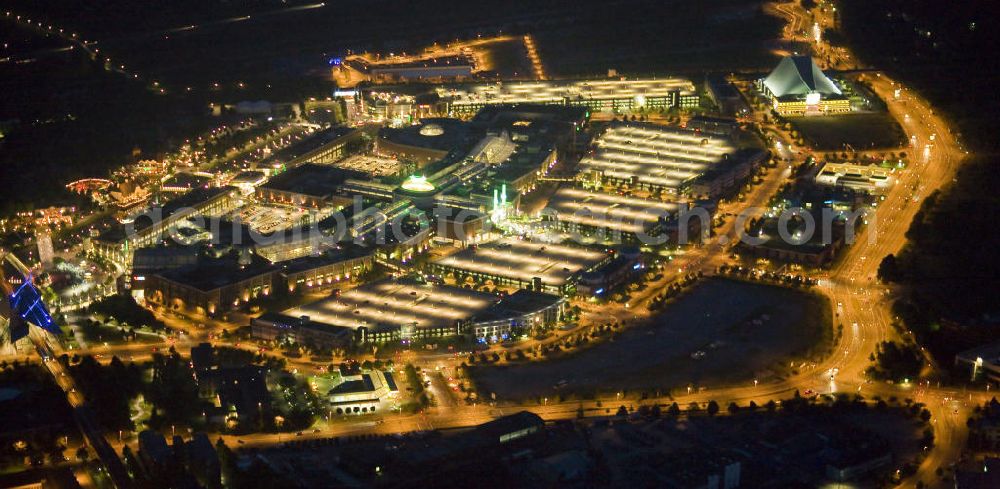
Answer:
top-left (956, 340), bottom-right (1000, 384)
top-left (543, 187), bottom-right (689, 244)
top-left (580, 122), bottom-right (737, 196)
top-left (370, 59), bottom-right (474, 82)
top-left (144, 252), bottom-right (276, 315)
top-left (814, 161), bottom-right (895, 194)
top-left (739, 233), bottom-right (845, 267)
top-left (705, 75), bottom-right (748, 116)
top-left (251, 313), bottom-right (357, 349)
top-left (433, 207), bottom-right (490, 245)
top-left (255, 163), bottom-right (365, 209)
top-left (491, 145), bottom-right (555, 195)
top-left (278, 247), bottom-right (374, 294)
top-left (428, 237), bottom-right (611, 295)
top-left (327, 369), bottom-right (398, 415)
top-left (473, 411), bottom-right (545, 445)
top-left (437, 78), bottom-right (699, 115)
top-left (577, 247), bottom-right (643, 296)
top-left (93, 187), bottom-right (240, 269)
top-left (285, 278), bottom-right (496, 345)
top-left (469, 289), bottom-right (565, 341)
top-left (130, 246), bottom-right (200, 290)
top-left (686, 148), bottom-right (769, 200)
top-left (259, 125), bottom-right (362, 169)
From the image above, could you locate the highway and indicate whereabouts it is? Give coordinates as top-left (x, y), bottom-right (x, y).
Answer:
top-left (31, 331), bottom-right (132, 488)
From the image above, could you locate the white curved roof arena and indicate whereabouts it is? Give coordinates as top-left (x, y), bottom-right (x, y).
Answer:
top-left (763, 56), bottom-right (842, 97)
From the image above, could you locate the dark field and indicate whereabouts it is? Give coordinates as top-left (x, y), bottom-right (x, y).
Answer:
top-left (471, 278), bottom-right (831, 400)
top-left (789, 112), bottom-right (906, 151)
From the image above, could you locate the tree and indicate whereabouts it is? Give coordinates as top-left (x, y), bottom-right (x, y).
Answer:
top-left (146, 351), bottom-right (205, 427)
top-left (878, 254), bottom-right (902, 283)
top-left (765, 400), bottom-right (777, 412)
top-left (615, 405), bottom-right (629, 417)
top-left (667, 402), bottom-right (680, 416)
top-left (866, 341), bottom-right (923, 381)
top-left (921, 427), bottom-right (935, 447)
top-left (920, 408), bottom-right (932, 423)
top-left (823, 28), bottom-right (848, 47)
top-left (727, 402), bottom-right (740, 415)
top-left (706, 400), bottom-right (720, 416)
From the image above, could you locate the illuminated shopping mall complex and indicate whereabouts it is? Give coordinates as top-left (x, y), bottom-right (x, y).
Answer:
top-left (76, 63), bottom-right (776, 352)
top-left (433, 78), bottom-right (701, 115)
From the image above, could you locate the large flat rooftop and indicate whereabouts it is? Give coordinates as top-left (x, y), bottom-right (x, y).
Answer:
top-left (545, 187), bottom-right (683, 235)
top-left (431, 237), bottom-right (609, 287)
top-left (333, 154), bottom-right (402, 177)
top-left (580, 123), bottom-right (735, 191)
top-left (258, 163), bottom-right (366, 197)
top-left (286, 279), bottom-right (496, 330)
top-left (378, 118), bottom-right (471, 153)
top-left (260, 126), bottom-right (357, 167)
top-left (438, 78), bottom-right (696, 106)
top-left (156, 254), bottom-right (275, 292)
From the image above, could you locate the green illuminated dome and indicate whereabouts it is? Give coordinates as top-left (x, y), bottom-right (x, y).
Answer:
top-left (401, 174), bottom-right (435, 193)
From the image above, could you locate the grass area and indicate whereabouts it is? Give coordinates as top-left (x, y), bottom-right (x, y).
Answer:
top-left (788, 112), bottom-right (906, 151)
top-left (306, 373), bottom-right (344, 396)
top-left (471, 278), bottom-right (831, 400)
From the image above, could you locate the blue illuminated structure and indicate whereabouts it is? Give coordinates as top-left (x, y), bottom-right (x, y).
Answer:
top-left (7, 278), bottom-right (60, 336)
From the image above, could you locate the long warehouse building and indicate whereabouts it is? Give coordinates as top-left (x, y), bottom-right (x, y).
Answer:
top-left (580, 123), bottom-right (735, 194)
top-left (437, 78), bottom-right (700, 115)
top-left (427, 237), bottom-right (611, 295)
